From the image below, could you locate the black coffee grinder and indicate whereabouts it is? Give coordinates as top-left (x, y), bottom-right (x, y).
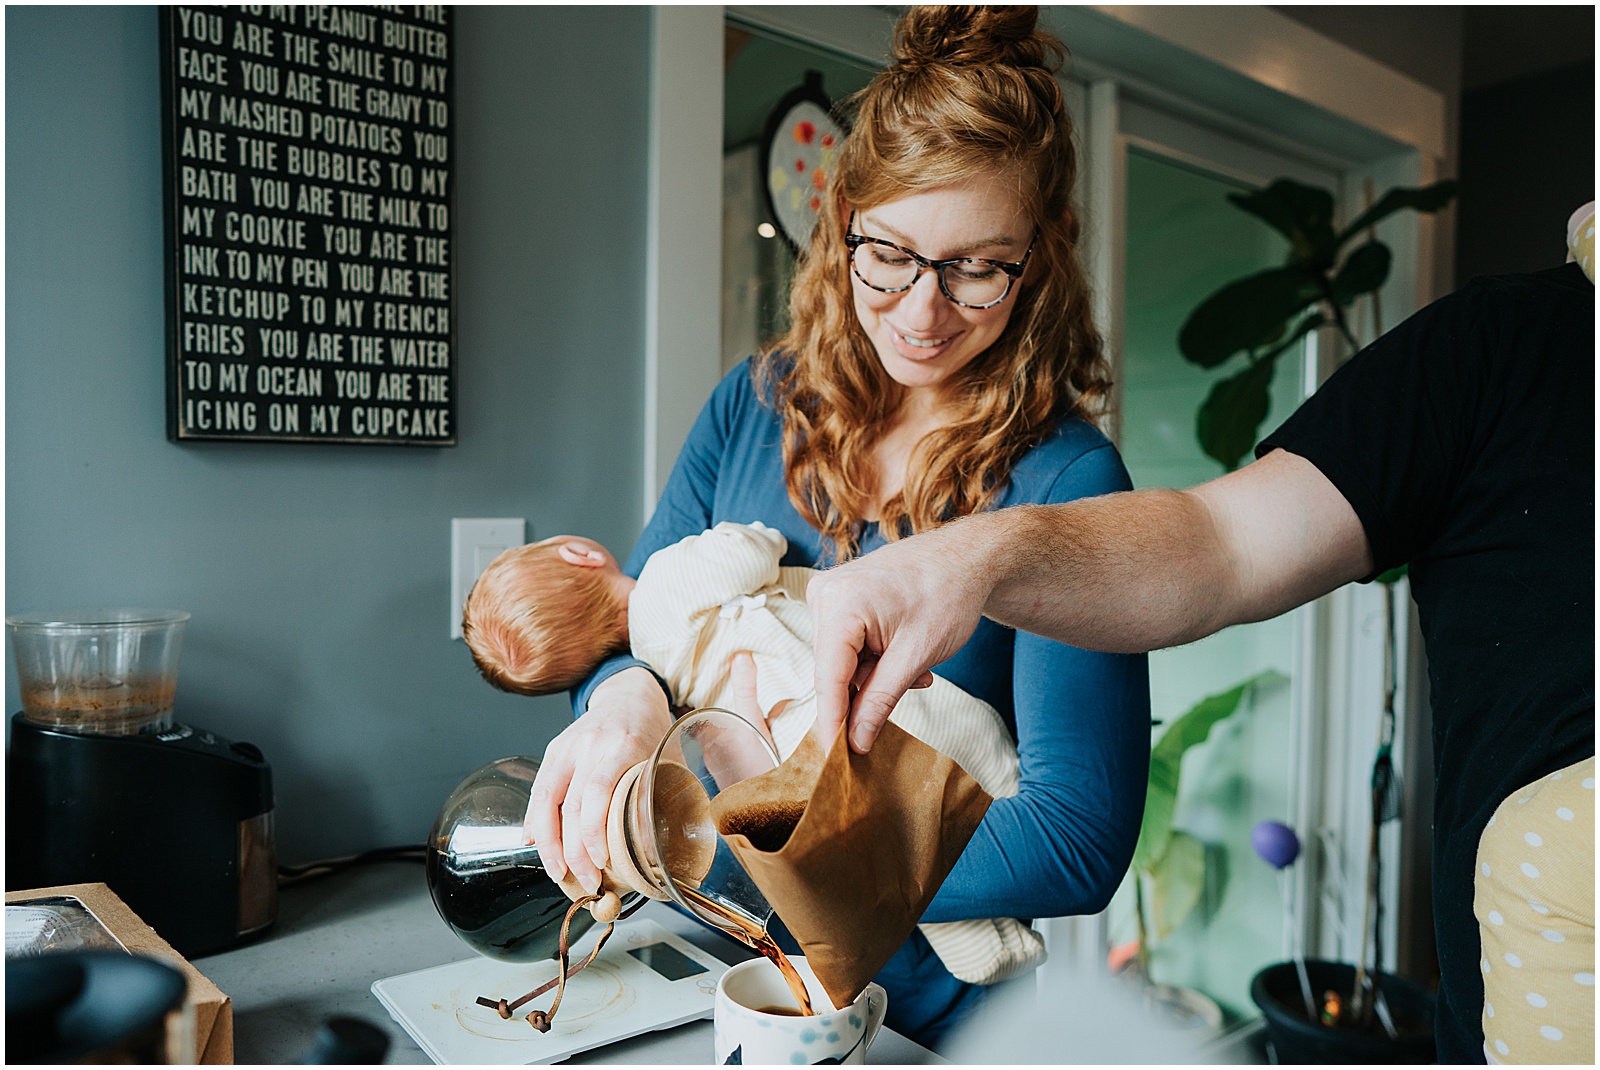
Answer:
top-left (5, 610), bottom-right (277, 957)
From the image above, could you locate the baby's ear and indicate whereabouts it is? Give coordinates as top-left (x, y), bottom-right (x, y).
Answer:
top-left (556, 542), bottom-right (608, 568)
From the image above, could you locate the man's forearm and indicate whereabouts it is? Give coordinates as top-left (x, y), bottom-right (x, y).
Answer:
top-left (948, 489), bottom-right (1242, 653)
top-left (808, 448), bottom-right (1372, 752)
top-left (958, 449), bottom-right (1374, 652)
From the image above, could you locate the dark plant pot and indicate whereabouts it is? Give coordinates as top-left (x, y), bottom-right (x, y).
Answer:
top-left (1251, 959), bottom-right (1436, 1064)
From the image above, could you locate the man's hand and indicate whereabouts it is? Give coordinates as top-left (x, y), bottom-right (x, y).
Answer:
top-left (807, 524), bottom-right (989, 754)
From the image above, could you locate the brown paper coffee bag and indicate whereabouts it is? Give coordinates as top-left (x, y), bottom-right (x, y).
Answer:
top-left (709, 720), bottom-right (992, 1008)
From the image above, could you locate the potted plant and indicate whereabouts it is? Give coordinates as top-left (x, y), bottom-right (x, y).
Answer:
top-left (1247, 574), bottom-right (1437, 1063)
top-left (1166, 176), bottom-right (1457, 1059)
top-left (1251, 808), bottom-right (1436, 1063)
top-left (1114, 671), bottom-right (1286, 1031)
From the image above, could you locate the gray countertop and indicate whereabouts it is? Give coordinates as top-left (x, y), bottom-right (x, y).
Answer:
top-left (193, 861), bottom-right (940, 1064)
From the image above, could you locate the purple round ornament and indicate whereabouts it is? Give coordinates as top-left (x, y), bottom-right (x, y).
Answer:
top-left (1252, 820), bottom-right (1301, 869)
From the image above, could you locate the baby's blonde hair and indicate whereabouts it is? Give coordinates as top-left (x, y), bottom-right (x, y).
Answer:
top-left (462, 542), bottom-right (628, 696)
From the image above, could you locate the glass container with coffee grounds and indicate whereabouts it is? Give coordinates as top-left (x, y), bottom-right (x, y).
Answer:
top-left (634, 708), bottom-right (781, 937)
top-left (6, 610), bottom-right (189, 736)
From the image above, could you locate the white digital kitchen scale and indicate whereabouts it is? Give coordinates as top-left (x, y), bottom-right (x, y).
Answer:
top-left (371, 918), bottom-right (730, 1064)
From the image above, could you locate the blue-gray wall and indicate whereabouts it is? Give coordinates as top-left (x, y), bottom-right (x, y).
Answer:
top-left (6, 5), bottom-right (653, 862)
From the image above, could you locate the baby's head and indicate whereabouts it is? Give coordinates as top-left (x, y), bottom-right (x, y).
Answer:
top-left (462, 536), bottom-right (634, 696)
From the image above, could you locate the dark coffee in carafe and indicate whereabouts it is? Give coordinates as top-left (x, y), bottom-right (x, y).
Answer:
top-left (425, 844), bottom-right (595, 963)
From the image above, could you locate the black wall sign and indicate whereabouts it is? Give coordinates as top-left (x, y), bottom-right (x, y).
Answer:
top-left (160, 5), bottom-right (455, 445)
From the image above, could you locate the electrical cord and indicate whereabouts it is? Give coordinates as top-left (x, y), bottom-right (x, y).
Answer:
top-left (277, 844), bottom-right (427, 888)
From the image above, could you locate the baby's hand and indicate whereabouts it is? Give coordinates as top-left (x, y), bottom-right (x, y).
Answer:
top-left (730, 651), bottom-right (786, 749)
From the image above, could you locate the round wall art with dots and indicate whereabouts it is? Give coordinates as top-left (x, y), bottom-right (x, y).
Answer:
top-left (760, 71), bottom-right (845, 253)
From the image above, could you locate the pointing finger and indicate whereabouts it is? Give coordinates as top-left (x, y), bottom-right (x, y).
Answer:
top-left (811, 610), bottom-right (869, 755)
top-left (847, 645), bottom-right (935, 753)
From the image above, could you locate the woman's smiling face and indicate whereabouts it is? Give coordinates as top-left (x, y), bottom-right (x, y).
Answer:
top-left (849, 171), bottom-right (1034, 405)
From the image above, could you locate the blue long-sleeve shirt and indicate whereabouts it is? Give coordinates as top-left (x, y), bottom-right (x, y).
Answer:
top-left (574, 360), bottom-right (1150, 1045)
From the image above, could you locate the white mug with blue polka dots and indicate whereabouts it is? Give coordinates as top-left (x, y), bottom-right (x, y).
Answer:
top-left (713, 955), bottom-right (888, 1065)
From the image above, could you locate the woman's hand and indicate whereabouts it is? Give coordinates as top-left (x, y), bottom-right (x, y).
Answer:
top-left (524, 666), bottom-right (672, 894)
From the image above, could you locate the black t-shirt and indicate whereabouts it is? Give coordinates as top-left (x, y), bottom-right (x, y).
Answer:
top-left (1258, 262), bottom-right (1595, 1063)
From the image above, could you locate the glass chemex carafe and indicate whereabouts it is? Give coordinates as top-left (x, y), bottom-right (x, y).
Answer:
top-left (425, 708), bottom-right (782, 1030)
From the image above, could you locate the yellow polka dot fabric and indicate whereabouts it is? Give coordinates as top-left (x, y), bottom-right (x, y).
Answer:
top-left (1566, 201), bottom-right (1594, 283)
top-left (1475, 755), bottom-right (1595, 1064)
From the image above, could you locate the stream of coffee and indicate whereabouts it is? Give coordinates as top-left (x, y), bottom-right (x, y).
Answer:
top-left (678, 884), bottom-right (815, 1016)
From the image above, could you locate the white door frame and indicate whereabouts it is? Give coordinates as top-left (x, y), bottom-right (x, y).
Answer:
top-left (644, 6), bottom-right (725, 520)
top-left (644, 5), bottom-right (898, 519)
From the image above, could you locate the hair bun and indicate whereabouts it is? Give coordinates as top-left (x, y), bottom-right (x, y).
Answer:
top-left (892, 5), bottom-right (1062, 73)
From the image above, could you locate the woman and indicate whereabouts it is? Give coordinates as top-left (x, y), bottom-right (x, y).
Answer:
top-left (527, 5), bottom-right (1150, 1047)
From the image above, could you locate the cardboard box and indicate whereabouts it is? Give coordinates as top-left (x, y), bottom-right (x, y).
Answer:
top-left (6, 882), bottom-right (233, 1063)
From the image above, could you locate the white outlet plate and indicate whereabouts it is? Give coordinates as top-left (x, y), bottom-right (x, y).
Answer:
top-left (450, 518), bottom-right (526, 639)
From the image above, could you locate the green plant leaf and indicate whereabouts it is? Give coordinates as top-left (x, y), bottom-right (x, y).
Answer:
top-left (1131, 671), bottom-right (1287, 873)
top-left (1197, 355), bottom-right (1278, 471)
top-left (1178, 266), bottom-right (1322, 369)
top-left (1149, 830), bottom-right (1207, 940)
top-left (1337, 180), bottom-right (1459, 247)
top-left (1195, 303), bottom-right (1330, 467)
top-left (1330, 242), bottom-right (1392, 305)
top-left (1262, 311), bottom-right (1326, 362)
top-left (1152, 670), bottom-right (1286, 765)
top-left (1132, 754), bottom-right (1181, 875)
top-left (1227, 179), bottom-right (1338, 266)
